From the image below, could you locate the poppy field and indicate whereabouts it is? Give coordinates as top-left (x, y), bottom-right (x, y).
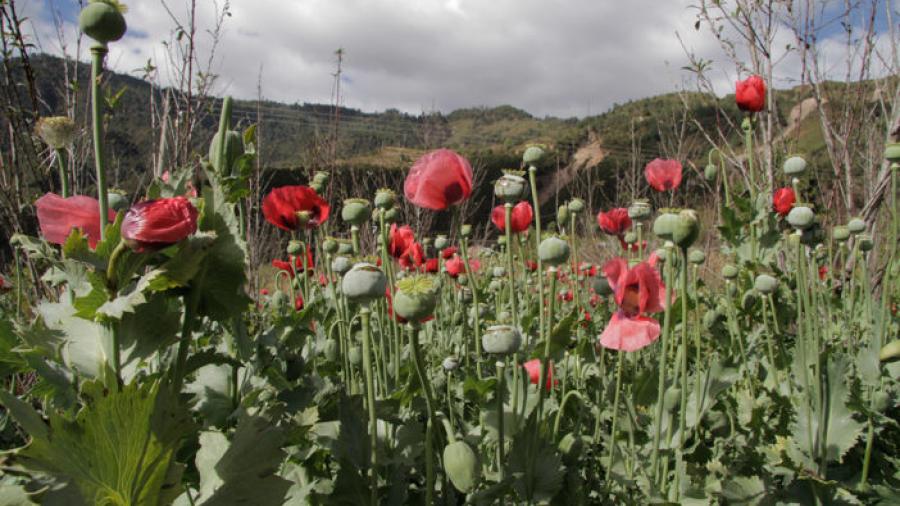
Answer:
top-left (1, 2), bottom-right (900, 506)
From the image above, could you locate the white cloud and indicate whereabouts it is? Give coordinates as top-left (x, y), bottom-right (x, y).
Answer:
top-left (20, 0), bottom-right (898, 117)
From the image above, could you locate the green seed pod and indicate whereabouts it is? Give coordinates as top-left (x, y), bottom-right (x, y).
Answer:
top-left (481, 325), bottom-right (522, 356)
top-left (322, 339), bottom-right (338, 361)
top-left (35, 116), bottom-right (76, 149)
top-left (593, 277), bottom-right (612, 296)
top-left (741, 289), bottom-right (760, 311)
top-left (443, 356), bottom-right (460, 371)
top-left (880, 339), bottom-right (900, 362)
top-left (313, 171), bottom-right (330, 185)
top-left (383, 207), bottom-right (400, 223)
top-left (107, 190), bottom-right (128, 212)
top-left (460, 224), bottom-right (473, 238)
top-left (322, 238), bottom-right (339, 254)
top-left (871, 391), bottom-right (890, 412)
top-left (652, 211), bottom-right (681, 241)
top-left (488, 279), bottom-right (502, 292)
top-left (688, 249), bottom-right (706, 265)
top-left (208, 130), bottom-right (243, 174)
top-left (847, 217), bottom-right (866, 234)
top-left (567, 198), bottom-right (586, 214)
top-left (884, 142), bottom-right (900, 163)
top-left (538, 236), bottom-right (570, 266)
top-left (704, 163), bottom-right (718, 181)
top-left (664, 386), bottom-right (681, 412)
top-left (857, 234), bottom-right (874, 252)
top-left (342, 263), bottom-right (387, 304)
top-left (754, 274), bottom-right (777, 295)
top-left (787, 205), bottom-right (815, 230)
top-left (393, 275), bottom-right (438, 322)
top-left (558, 432), bottom-right (584, 465)
top-left (494, 174), bottom-right (527, 202)
top-left (374, 188), bottom-right (396, 210)
top-left (556, 205), bottom-right (569, 226)
top-left (443, 441), bottom-right (480, 493)
top-left (287, 240), bottom-right (303, 256)
top-left (832, 225), bottom-right (850, 242)
top-left (672, 209), bottom-right (700, 249)
top-left (79, 1), bottom-right (127, 43)
top-left (628, 199), bottom-right (652, 220)
top-left (523, 145), bottom-right (545, 165)
top-left (331, 256), bottom-right (352, 275)
top-left (623, 231), bottom-right (637, 245)
top-left (782, 155), bottom-right (807, 176)
top-left (341, 198), bottom-right (372, 225)
top-left (349, 346), bottom-right (362, 366)
top-left (337, 240), bottom-right (354, 255)
top-left (721, 264), bottom-right (739, 280)
top-left (434, 235), bottom-right (450, 250)
top-left (492, 266), bottom-right (506, 278)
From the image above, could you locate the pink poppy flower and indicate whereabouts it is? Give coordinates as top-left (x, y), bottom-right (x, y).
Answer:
top-left (644, 158), bottom-right (683, 192)
top-left (35, 193), bottom-right (115, 248)
top-left (404, 149), bottom-right (473, 210)
top-left (523, 358), bottom-right (556, 391)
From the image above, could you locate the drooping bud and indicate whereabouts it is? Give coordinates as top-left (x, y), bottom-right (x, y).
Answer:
top-left (704, 163), bottom-right (718, 181)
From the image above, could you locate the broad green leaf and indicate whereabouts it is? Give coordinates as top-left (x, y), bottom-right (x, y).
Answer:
top-left (6, 380), bottom-right (191, 506)
top-left (720, 475), bottom-right (767, 505)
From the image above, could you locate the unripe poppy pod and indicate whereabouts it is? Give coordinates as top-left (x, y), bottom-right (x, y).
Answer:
top-left (754, 274), bottom-right (777, 294)
top-left (787, 205), bottom-right (815, 230)
top-left (443, 441), bottom-right (480, 493)
top-left (538, 237), bottom-right (570, 266)
top-left (494, 174), bottom-right (527, 202)
top-left (341, 198), bottom-right (372, 225)
top-left (481, 325), bottom-right (522, 356)
top-left (522, 145), bottom-right (545, 164)
top-left (782, 155), bottom-right (807, 176)
top-left (79, 1), bottom-right (127, 43)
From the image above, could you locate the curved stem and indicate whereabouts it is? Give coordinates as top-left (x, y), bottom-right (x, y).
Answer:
top-left (90, 44), bottom-right (110, 241)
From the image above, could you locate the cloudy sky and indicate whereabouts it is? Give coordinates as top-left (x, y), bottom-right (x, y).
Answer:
top-left (21, 0), bottom-right (899, 118)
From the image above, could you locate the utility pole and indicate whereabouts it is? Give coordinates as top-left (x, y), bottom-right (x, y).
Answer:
top-left (329, 48), bottom-right (344, 166)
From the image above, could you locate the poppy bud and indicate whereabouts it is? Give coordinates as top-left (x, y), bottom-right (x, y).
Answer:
top-left (847, 217), bottom-right (866, 234)
top-left (481, 325), bottom-right (522, 356)
top-left (857, 234), bottom-right (874, 252)
top-left (341, 198), bottom-right (372, 225)
top-left (664, 386), bottom-right (681, 412)
top-left (121, 197), bottom-right (198, 252)
top-left (783, 155), bottom-right (807, 176)
top-left (434, 235), bottom-right (449, 250)
top-left (786, 205), bottom-right (815, 230)
top-left (35, 116), bottom-right (76, 149)
top-left (313, 171), bottom-right (330, 185)
top-left (523, 145), bottom-right (545, 165)
top-left (348, 346), bottom-right (362, 367)
top-left (323, 238), bottom-right (339, 254)
top-left (107, 190), bottom-right (128, 212)
top-left (322, 340), bottom-right (338, 361)
top-left (393, 275), bottom-right (438, 322)
top-left (704, 163), bottom-right (718, 181)
top-left (556, 205), bottom-right (569, 225)
top-left (627, 199), bottom-right (652, 220)
top-left (538, 237), bottom-right (570, 266)
top-left (287, 240), bottom-right (303, 255)
top-left (558, 433), bottom-right (584, 465)
top-left (703, 309), bottom-right (722, 329)
top-left (208, 130), bottom-right (244, 174)
top-left (79, 1), bottom-right (127, 44)
top-left (567, 198), bottom-right (585, 214)
top-left (443, 356), bottom-right (460, 371)
top-left (754, 274), bottom-right (777, 294)
top-left (342, 262), bottom-right (387, 304)
top-left (494, 173), bottom-right (527, 202)
top-left (443, 440), bottom-right (480, 493)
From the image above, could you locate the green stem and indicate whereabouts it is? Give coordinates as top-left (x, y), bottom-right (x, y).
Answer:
top-left (55, 147), bottom-right (69, 198)
top-left (409, 323), bottom-right (436, 504)
top-left (496, 360), bottom-right (506, 505)
top-left (552, 390), bottom-right (583, 440)
top-left (605, 350), bottom-right (625, 482)
top-left (675, 249), bottom-right (689, 501)
top-left (360, 306), bottom-right (379, 505)
top-left (460, 234), bottom-right (482, 378)
top-left (651, 247), bottom-right (674, 483)
top-left (528, 166), bottom-right (545, 341)
top-left (90, 43), bottom-right (110, 240)
top-left (504, 203), bottom-right (519, 328)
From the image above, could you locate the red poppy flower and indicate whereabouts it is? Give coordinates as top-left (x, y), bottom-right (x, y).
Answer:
top-left (597, 257), bottom-right (667, 352)
top-left (818, 265), bottom-right (828, 281)
top-left (523, 358), bottom-right (557, 390)
top-left (404, 149), bottom-right (473, 210)
top-left (260, 288), bottom-right (269, 296)
top-left (773, 187), bottom-right (795, 217)
top-left (121, 197), bottom-right (198, 252)
top-left (589, 293), bottom-right (601, 306)
top-left (319, 273), bottom-right (329, 286)
top-left (389, 224), bottom-right (416, 258)
top-left (558, 290), bottom-right (574, 302)
top-left (735, 75), bottom-right (766, 113)
top-left (272, 247), bottom-right (315, 277)
top-left (441, 246), bottom-right (458, 259)
top-left (525, 260), bottom-right (538, 272)
top-left (490, 201), bottom-right (533, 234)
top-left (35, 193), bottom-right (115, 249)
top-left (597, 208), bottom-right (632, 236)
top-left (644, 158), bottom-right (683, 192)
top-left (0, 274), bottom-right (11, 292)
top-left (617, 237), bottom-right (648, 253)
top-left (398, 242), bottom-right (425, 271)
top-left (445, 255), bottom-right (479, 278)
top-left (262, 185), bottom-right (330, 231)
top-left (424, 258), bottom-right (439, 273)
top-left (577, 262), bottom-right (597, 277)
